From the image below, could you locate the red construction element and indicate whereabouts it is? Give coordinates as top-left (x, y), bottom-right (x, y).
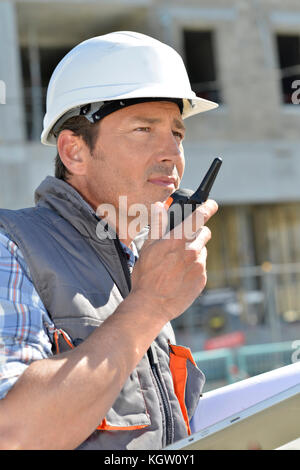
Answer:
top-left (204, 331), bottom-right (246, 351)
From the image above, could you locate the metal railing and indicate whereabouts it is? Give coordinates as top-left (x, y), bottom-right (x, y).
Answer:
top-left (173, 262), bottom-right (300, 351)
top-left (193, 340), bottom-right (300, 391)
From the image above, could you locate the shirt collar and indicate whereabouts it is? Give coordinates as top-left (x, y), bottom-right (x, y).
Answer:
top-left (120, 241), bottom-right (139, 268)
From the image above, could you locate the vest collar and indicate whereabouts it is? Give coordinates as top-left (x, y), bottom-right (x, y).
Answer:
top-left (34, 176), bottom-right (149, 252)
top-left (34, 176), bottom-right (117, 244)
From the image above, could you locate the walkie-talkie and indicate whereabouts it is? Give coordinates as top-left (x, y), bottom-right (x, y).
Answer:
top-left (165, 157), bottom-right (222, 233)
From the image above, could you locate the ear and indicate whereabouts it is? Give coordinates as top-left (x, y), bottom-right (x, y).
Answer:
top-left (57, 130), bottom-right (88, 176)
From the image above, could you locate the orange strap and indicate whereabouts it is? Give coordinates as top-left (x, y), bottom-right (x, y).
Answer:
top-left (53, 328), bottom-right (75, 353)
top-left (169, 344), bottom-right (196, 435)
top-left (97, 418), bottom-right (149, 432)
top-left (165, 196), bottom-right (174, 209)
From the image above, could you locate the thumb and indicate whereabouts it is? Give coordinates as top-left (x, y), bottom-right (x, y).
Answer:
top-left (146, 201), bottom-right (169, 245)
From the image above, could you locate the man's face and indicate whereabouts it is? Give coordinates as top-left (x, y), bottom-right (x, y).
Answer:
top-left (83, 100), bottom-right (185, 216)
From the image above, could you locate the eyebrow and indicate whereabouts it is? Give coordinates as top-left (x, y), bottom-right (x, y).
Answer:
top-left (129, 116), bottom-right (186, 132)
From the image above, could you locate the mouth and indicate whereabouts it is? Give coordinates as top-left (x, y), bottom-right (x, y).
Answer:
top-left (147, 176), bottom-right (177, 188)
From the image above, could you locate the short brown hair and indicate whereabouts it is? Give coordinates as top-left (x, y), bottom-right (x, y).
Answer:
top-left (54, 116), bottom-right (100, 181)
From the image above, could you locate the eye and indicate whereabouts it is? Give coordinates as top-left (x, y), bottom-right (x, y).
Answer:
top-left (135, 127), bottom-right (151, 133)
top-left (173, 130), bottom-right (184, 140)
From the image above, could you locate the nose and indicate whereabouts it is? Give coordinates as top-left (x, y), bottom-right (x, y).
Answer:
top-left (155, 131), bottom-right (183, 166)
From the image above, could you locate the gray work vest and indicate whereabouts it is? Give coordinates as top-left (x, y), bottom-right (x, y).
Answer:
top-left (0, 176), bottom-right (205, 450)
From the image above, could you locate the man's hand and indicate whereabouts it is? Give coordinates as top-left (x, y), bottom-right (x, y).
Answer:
top-left (131, 199), bottom-right (218, 323)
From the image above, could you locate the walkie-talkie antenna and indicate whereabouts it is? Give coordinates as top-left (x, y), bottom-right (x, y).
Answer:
top-left (187, 157), bottom-right (222, 205)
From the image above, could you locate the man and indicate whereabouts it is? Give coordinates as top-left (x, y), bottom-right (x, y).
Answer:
top-left (0, 31), bottom-right (218, 449)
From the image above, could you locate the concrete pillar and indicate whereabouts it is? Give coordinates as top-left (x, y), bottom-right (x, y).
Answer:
top-left (0, 1), bottom-right (25, 143)
top-left (219, 0), bottom-right (281, 139)
top-left (27, 28), bottom-right (43, 141)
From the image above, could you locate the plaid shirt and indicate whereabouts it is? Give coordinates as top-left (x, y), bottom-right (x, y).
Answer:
top-left (0, 232), bottom-right (55, 399)
top-left (0, 231), bottom-right (138, 400)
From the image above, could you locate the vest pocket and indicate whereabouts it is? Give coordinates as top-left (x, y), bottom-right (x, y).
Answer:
top-left (97, 369), bottom-right (151, 431)
top-left (169, 343), bottom-right (205, 435)
top-left (53, 326), bottom-right (151, 431)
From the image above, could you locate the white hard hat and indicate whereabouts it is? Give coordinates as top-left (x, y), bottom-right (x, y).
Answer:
top-left (41, 31), bottom-right (218, 146)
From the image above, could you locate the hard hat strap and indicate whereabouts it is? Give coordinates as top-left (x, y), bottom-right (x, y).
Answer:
top-left (52, 97), bottom-right (183, 138)
top-left (87, 97), bottom-right (184, 122)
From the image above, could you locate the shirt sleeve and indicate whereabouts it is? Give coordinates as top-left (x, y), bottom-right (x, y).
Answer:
top-left (0, 232), bottom-right (55, 399)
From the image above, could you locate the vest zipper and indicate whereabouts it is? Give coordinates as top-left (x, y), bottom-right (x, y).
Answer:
top-left (113, 235), bottom-right (132, 292)
top-left (114, 235), bottom-right (173, 445)
top-left (147, 346), bottom-right (173, 447)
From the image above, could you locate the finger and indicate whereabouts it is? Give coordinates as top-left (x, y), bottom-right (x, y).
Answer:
top-left (197, 245), bottom-right (208, 268)
top-left (185, 246), bottom-right (208, 283)
top-left (197, 246), bottom-right (208, 282)
top-left (168, 199), bottom-right (218, 241)
top-left (185, 226), bottom-right (211, 251)
top-left (198, 199), bottom-right (219, 225)
top-left (186, 199), bottom-right (218, 236)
